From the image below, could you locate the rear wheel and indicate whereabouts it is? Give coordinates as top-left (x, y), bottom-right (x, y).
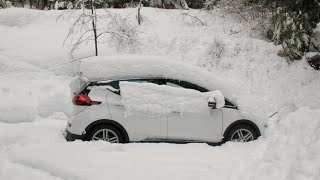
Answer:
top-left (225, 124), bottom-right (258, 142)
top-left (86, 125), bottom-right (125, 143)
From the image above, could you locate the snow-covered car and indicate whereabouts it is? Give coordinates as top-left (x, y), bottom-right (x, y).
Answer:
top-left (65, 56), bottom-right (263, 143)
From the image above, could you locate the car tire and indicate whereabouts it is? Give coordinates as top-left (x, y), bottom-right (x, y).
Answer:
top-left (225, 124), bottom-right (258, 142)
top-left (86, 124), bottom-right (125, 143)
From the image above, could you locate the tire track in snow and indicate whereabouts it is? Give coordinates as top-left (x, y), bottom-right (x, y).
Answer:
top-left (8, 153), bottom-right (85, 180)
top-left (1, 158), bottom-right (65, 180)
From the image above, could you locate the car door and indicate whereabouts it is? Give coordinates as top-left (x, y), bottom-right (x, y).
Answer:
top-left (105, 78), bottom-right (168, 142)
top-left (165, 79), bottom-right (223, 142)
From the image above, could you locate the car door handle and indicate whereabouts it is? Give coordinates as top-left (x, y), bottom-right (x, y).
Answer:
top-left (114, 104), bottom-right (124, 107)
top-left (172, 111), bottom-right (180, 114)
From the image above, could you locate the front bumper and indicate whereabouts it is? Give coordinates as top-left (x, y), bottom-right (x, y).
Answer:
top-left (64, 129), bottom-right (84, 141)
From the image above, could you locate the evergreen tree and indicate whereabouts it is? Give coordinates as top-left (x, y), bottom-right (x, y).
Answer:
top-left (272, 0), bottom-right (320, 60)
top-left (0, 0), bottom-right (5, 8)
top-left (240, 0), bottom-right (320, 60)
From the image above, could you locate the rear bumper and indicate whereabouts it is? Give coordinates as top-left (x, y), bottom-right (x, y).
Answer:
top-left (64, 129), bottom-right (84, 141)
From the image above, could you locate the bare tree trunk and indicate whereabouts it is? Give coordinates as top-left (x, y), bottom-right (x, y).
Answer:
top-left (36, 0), bottom-right (40, 9)
top-left (43, 0), bottom-right (47, 9)
top-left (21, 0), bottom-right (24, 7)
top-left (137, 0), bottom-right (142, 25)
top-left (29, 0), bottom-right (32, 9)
top-left (91, 0), bottom-right (98, 56)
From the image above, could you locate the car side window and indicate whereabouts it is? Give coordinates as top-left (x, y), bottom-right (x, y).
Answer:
top-left (105, 78), bottom-right (165, 95)
top-left (166, 79), bottom-right (208, 92)
top-left (106, 80), bottom-right (120, 90)
top-left (94, 80), bottom-right (120, 95)
top-left (165, 79), bottom-right (236, 108)
top-left (126, 79), bottom-right (165, 86)
top-left (166, 82), bottom-right (184, 88)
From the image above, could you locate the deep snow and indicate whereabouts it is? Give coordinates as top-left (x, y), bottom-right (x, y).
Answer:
top-left (0, 7), bottom-right (319, 180)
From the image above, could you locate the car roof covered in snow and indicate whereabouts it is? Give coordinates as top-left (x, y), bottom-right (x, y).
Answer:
top-left (79, 55), bottom-right (247, 99)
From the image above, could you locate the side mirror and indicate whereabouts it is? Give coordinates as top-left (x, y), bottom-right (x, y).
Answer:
top-left (207, 90), bottom-right (225, 109)
top-left (208, 101), bottom-right (217, 109)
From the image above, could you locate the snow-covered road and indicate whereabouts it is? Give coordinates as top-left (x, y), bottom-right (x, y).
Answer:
top-left (0, 8), bottom-right (319, 180)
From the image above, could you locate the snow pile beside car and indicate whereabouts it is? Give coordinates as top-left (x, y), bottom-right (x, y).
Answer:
top-left (0, 9), bottom-right (73, 123)
top-left (0, 55), bottom-right (72, 123)
top-left (120, 81), bottom-right (225, 116)
top-left (235, 106), bottom-right (320, 180)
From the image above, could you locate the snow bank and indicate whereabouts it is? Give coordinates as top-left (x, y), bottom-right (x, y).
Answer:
top-left (0, 8), bottom-right (42, 27)
top-left (235, 106), bottom-right (320, 180)
top-left (120, 81), bottom-right (225, 116)
top-left (0, 9), bottom-right (73, 123)
top-left (0, 54), bottom-right (72, 123)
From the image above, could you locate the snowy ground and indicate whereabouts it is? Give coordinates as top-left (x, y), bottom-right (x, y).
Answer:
top-left (0, 7), bottom-right (320, 180)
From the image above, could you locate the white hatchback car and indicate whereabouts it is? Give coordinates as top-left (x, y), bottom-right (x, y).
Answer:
top-left (65, 56), bottom-right (264, 144)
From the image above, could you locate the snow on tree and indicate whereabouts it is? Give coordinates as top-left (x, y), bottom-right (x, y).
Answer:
top-left (272, 0), bottom-right (320, 60)
top-left (0, 0), bottom-right (6, 8)
top-left (62, 0), bottom-right (140, 58)
top-left (67, 1), bottom-right (73, 9)
top-left (3, 0), bottom-right (13, 7)
top-left (148, 0), bottom-right (189, 9)
top-left (54, 0), bottom-right (67, 10)
top-left (218, 0), bottom-right (320, 60)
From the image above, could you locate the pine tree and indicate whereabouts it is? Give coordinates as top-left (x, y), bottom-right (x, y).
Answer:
top-left (0, 0), bottom-right (5, 8)
top-left (272, 0), bottom-right (320, 60)
top-left (231, 0), bottom-right (320, 60)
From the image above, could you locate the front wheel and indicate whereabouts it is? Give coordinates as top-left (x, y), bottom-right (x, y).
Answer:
top-left (86, 125), bottom-right (125, 143)
top-left (225, 124), bottom-right (258, 142)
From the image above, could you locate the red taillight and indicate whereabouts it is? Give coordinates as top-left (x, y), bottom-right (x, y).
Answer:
top-left (72, 94), bottom-right (101, 106)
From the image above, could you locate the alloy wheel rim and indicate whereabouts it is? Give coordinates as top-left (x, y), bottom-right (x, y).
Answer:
top-left (92, 129), bottom-right (119, 143)
top-left (231, 129), bottom-right (254, 142)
